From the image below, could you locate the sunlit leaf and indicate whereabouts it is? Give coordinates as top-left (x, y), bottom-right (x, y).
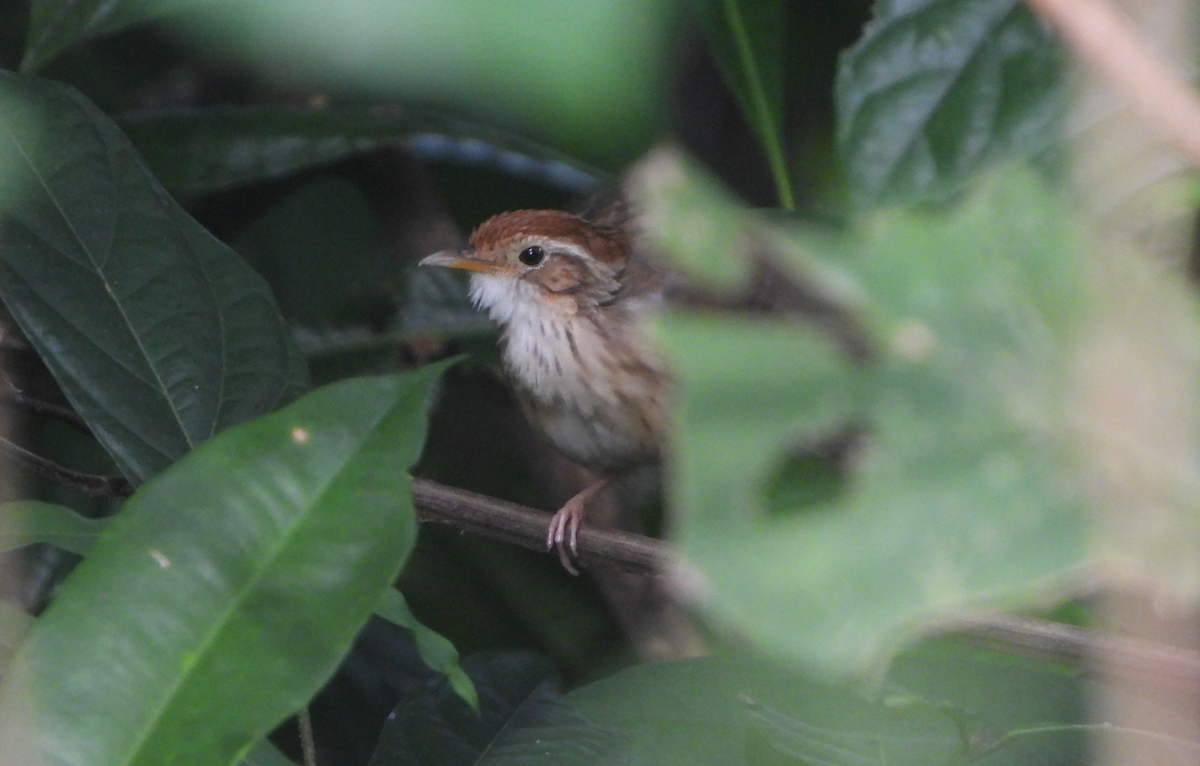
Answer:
top-left (0, 370), bottom-right (441, 766)
top-left (836, 0), bottom-right (1065, 208)
top-left (0, 73), bottom-right (309, 485)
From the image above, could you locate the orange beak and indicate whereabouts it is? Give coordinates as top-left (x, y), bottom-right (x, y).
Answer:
top-left (419, 249), bottom-right (504, 273)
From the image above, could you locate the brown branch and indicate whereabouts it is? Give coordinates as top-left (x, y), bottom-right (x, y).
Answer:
top-left (941, 612), bottom-right (1200, 693)
top-left (1023, 0), bottom-right (1200, 166)
top-left (409, 477), bottom-right (665, 575)
top-left (0, 436), bottom-right (133, 498)
top-left (412, 478), bottom-right (1200, 683)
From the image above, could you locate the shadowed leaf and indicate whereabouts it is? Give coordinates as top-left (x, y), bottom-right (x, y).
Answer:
top-left (836, 0), bottom-right (1064, 208)
top-left (0, 73), bottom-right (309, 485)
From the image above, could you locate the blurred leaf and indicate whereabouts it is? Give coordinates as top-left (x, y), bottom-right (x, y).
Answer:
top-left (370, 651), bottom-right (626, 766)
top-left (238, 739), bottom-right (296, 766)
top-left (660, 166), bottom-right (1087, 675)
top-left (171, 0), bottom-right (678, 165)
top-left (836, 0), bottom-right (1065, 208)
top-left (119, 105), bottom-right (607, 194)
top-left (22, 0), bottom-right (217, 73)
top-left (0, 73), bottom-right (309, 485)
top-left (0, 370), bottom-right (440, 766)
top-left (0, 600), bottom-right (32, 673)
top-left (0, 500), bottom-right (107, 556)
top-left (692, 0), bottom-right (793, 209)
top-left (375, 586), bottom-right (479, 713)
top-left (569, 642), bottom-right (1084, 766)
top-left (628, 147), bottom-right (755, 287)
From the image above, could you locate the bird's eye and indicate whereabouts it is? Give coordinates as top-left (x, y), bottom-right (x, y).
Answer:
top-left (518, 246), bottom-right (545, 266)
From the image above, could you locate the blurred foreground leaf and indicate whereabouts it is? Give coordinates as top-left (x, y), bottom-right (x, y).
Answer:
top-left (171, 0), bottom-right (676, 164)
top-left (370, 651), bottom-right (624, 766)
top-left (0, 73), bottom-right (309, 485)
top-left (0, 501), bottom-right (106, 556)
top-left (120, 105), bottom-right (605, 195)
top-left (22, 0), bottom-right (216, 73)
top-left (660, 164), bottom-right (1087, 674)
top-left (836, 0), bottom-right (1064, 208)
top-left (0, 370), bottom-right (440, 766)
top-left (569, 642), bottom-right (1084, 766)
top-left (0, 600), bottom-right (32, 673)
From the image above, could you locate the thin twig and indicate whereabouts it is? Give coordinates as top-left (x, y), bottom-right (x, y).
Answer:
top-left (1, 390), bottom-right (92, 434)
top-left (0, 436), bottom-right (133, 497)
top-left (939, 612), bottom-right (1200, 692)
top-left (1022, 0), bottom-right (1200, 166)
top-left (298, 707), bottom-right (317, 766)
top-left (409, 477), bottom-right (666, 575)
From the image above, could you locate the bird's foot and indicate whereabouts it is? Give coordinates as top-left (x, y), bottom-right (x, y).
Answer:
top-left (546, 475), bottom-right (613, 575)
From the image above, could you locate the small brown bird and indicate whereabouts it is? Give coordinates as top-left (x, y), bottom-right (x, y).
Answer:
top-left (420, 206), bottom-right (670, 573)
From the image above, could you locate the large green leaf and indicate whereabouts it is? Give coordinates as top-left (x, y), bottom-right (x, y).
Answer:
top-left (836, 0), bottom-right (1065, 208)
top-left (655, 162), bottom-right (1087, 675)
top-left (119, 105), bottom-right (606, 194)
top-left (0, 370), bottom-right (439, 766)
top-left (22, 0), bottom-right (217, 73)
top-left (692, 0), bottom-right (793, 209)
top-left (568, 643), bottom-right (1085, 766)
top-left (0, 73), bottom-right (309, 485)
top-left (166, 0), bottom-right (675, 165)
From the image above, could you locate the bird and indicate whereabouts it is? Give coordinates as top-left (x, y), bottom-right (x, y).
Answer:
top-left (419, 203), bottom-right (670, 573)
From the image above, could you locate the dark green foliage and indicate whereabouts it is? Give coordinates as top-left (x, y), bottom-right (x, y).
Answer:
top-left (836, 0), bottom-right (1065, 207)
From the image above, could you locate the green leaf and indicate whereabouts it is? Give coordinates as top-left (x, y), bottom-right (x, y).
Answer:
top-left (119, 105), bottom-right (607, 194)
top-left (369, 651), bottom-right (626, 766)
top-left (0, 500), bottom-right (107, 556)
top-left (165, 0), bottom-right (673, 164)
top-left (0, 370), bottom-right (441, 766)
top-left (628, 147), bottom-right (756, 287)
top-left (22, 0), bottom-right (218, 73)
top-left (660, 167), bottom-right (1087, 675)
top-left (692, 0), bottom-right (793, 210)
top-left (836, 0), bottom-right (1065, 208)
top-left (238, 739), bottom-right (296, 766)
top-left (375, 586), bottom-right (479, 712)
top-left (0, 73), bottom-right (309, 485)
top-left (569, 643), bottom-right (1085, 766)
top-left (0, 600), bottom-right (32, 674)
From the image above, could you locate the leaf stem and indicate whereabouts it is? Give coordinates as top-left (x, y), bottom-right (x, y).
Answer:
top-left (722, 0), bottom-right (795, 210)
top-left (0, 436), bottom-right (132, 497)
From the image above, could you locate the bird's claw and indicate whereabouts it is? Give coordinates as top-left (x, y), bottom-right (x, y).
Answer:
top-left (547, 501), bottom-right (584, 576)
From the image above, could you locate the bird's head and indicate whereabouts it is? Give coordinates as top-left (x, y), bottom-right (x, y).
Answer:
top-left (419, 210), bottom-right (629, 323)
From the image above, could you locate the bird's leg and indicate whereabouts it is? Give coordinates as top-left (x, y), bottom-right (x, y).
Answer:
top-left (546, 474), bottom-right (613, 575)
